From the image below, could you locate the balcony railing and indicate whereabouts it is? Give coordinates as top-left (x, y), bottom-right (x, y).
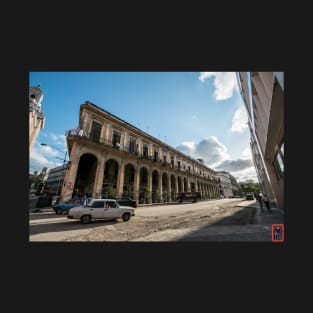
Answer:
top-left (66, 128), bottom-right (219, 181)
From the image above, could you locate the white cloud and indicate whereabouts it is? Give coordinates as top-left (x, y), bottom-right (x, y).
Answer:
top-left (231, 104), bottom-right (248, 133)
top-left (241, 147), bottom-right (252, 159)
top-left (177, 136), bottom-right (229, 168)
top-left (29, 147), bottom-right (61, 173)
top-left (177, 135), bottom-right (257, 182)
top-left (50, 133), bottom-right (67, 149)
top-left (192, 115), bottom-right (197, 120)
top-left (216, 159), bottom-right (253, 172)
top-left (39, 145), bottom-right (60, 158)
top-left (233, 167), bottom-right (258, 183)
top-left (199, 72), bottom-right (238, 100)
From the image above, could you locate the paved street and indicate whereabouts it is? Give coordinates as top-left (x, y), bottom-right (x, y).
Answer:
top-left (29, 198), bottom-right (284, 242)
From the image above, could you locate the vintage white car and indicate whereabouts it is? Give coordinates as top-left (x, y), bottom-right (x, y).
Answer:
top-left (67, 199), bottom-right (135, 224)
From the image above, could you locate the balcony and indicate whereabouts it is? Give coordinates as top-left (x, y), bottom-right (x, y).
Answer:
top-left (66, 129), bottom-right (217, 180)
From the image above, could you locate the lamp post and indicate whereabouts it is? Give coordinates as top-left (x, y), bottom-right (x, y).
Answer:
top-left (41, 143), bottom-right (68, 195)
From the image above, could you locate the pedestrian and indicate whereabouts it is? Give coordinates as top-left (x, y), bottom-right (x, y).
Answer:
top-left (255, 192), bottom-right (264, 212)
top-left (274, 227), bottom-right (281, 240)
top-left (263, 194), bottom-right (270, 212)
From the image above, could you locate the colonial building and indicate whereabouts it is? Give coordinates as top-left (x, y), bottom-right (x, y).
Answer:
top-left (237, 72), bottom-right (284, 209)
top-left (29, 85), bottom-right (45, 153)
top-left (229, 173), bottom-right (240, 196)
top-left (60, 101), bottom-right (220, 204)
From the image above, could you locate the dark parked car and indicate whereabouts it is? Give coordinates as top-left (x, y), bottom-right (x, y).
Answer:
top-left (53, 202), bottom-right (79, 214)
top-left (245, 193), bottom-right (254, 200)
top-left (53, 197), bottom-right (94, 214)
top-left (115, 197), bottom-right (137, 208)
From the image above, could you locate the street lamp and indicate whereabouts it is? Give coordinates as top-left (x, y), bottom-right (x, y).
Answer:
top-left (41, 143), bottom-right (68, 195)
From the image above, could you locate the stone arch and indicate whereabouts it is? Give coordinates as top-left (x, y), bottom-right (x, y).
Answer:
top-left (162, 172), bottom-right (169, 202)
top-left (73, 153), bottom-right (98, 198)
top-left (152, 169), bottom-right (160, 203)
top-left (170, 174), bottom-right (176, 201)
top-left (102, 158), bottom-right (119, 198)
top-left (139, 166), bottom-right (149, 204)
top-left (123, 163), bottom-right (135, 198)
top-left (177, 176), bottom-right (182, 193)
top-left (190, 181), bottom-right (195, 192)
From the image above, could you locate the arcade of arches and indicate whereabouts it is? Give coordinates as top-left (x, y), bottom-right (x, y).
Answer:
top-left (61, 147), bottom-right (220, 204)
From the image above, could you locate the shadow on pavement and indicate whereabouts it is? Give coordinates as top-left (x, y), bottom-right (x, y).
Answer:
top-left (176, 201), bottom-right (284, 242)
top-left (29, 212), bottom-right (67, 220)
top-left (209, 206), bottom-right (256, 226)
top-left (29, 218), bottom-right (118, 236)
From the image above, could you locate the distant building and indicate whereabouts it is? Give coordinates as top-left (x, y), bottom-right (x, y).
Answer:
top-left (60, 101), bottom-right (220, 203)
top-left (217, 171), bottom-right (233, 198)
top-left (29, 85), bottom-right (45, 152)
top-left (237, 72), bottom-right (284, 209)
top-left (229, 173), bottom-right (240, 196)
top-left (44, 165), bottom-right (67, 195)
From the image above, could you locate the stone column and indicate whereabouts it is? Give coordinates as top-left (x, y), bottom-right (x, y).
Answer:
top-left (117, 159), bottom-right (125, 197)
top-left (147, 167), bottom-right (152, 204)
top-left (158, 171), bottom-right (162, 203)
top-left (134, 165), bottom-right (140, 204)
top-left (175, 176), bottom-right (178, 197)
top-left (106, 123), bottom-right (112, 143)
top-left (60, 156), bottom-right (80, 202)
top-left (187, 177), bottom-right (191, 192)
top-left (100, 124), bottom-right (106, 144)
top-left (92, 154), bottom-right (105, 198)
top-left (167, 173), bottom-right (171, 202)
top-left (201, 183), bottom-right (204, 199)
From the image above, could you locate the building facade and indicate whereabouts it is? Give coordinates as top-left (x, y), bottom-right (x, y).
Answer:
top-left (44, 165), bottom-right (67, 195)
top-left (29, 85), bottom-right (45, 153)
top-left (217, 171), bottom-right (233, 198)
top-left (60, 102), bottom-right (220, 203)
top-left (237, 72), bottom-right (284, 209)
top-left (229, 173), bottom-right (240, 196)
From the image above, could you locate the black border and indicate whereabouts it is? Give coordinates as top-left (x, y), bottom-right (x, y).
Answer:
top-left (6, 32), bottom-right (299, 294)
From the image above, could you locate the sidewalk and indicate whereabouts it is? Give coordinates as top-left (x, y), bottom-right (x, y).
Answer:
top-left (235, 200), bottom-right (284, 225)
top-left (254, 206), bottom-right (284, 225)
top-left (248, 202), bottom-right (284, 225)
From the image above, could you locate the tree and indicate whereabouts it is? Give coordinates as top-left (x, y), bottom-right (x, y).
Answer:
top-left (107, 184), bottom-right (116, 198)
top-left (29, 174), bottom-right (42, 195)
top-left (143, 187), bottom-right (151, 204)
top-left (239, 181), bottom-right (261, 195)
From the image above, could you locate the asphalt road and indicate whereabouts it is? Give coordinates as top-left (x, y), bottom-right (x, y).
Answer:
top-left (29, 198), bottom-right (257, 242)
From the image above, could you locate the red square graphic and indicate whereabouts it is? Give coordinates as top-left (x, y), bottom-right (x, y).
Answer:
top-left (272, 224), bottom-right (284, 242)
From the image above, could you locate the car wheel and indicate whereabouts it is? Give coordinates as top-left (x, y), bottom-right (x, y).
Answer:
top-left (56, 208), bottom-right (62, 215)
top-left (122, 213), bottom-right (131, 222)
top-left (80, 215), bottom-right (91, 224)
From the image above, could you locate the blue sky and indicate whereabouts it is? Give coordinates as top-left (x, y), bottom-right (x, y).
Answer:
top-left (29, 72), bottom-right (257, 182)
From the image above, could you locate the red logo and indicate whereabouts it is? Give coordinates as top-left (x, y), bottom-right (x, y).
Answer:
top-left (272, 224), bottom-right (284, 242)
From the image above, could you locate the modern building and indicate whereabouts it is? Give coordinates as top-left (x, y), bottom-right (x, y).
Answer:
top-left (44, 165), bottom-right (67, 195)
top-left (60, 101), bottom-right (220, 203)
top-left (236, 72), bottom-right (284, 209)
top-left (29, 85), bottom-right (45, 153)
top-left (217, 171), bottom-right (233, 198)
